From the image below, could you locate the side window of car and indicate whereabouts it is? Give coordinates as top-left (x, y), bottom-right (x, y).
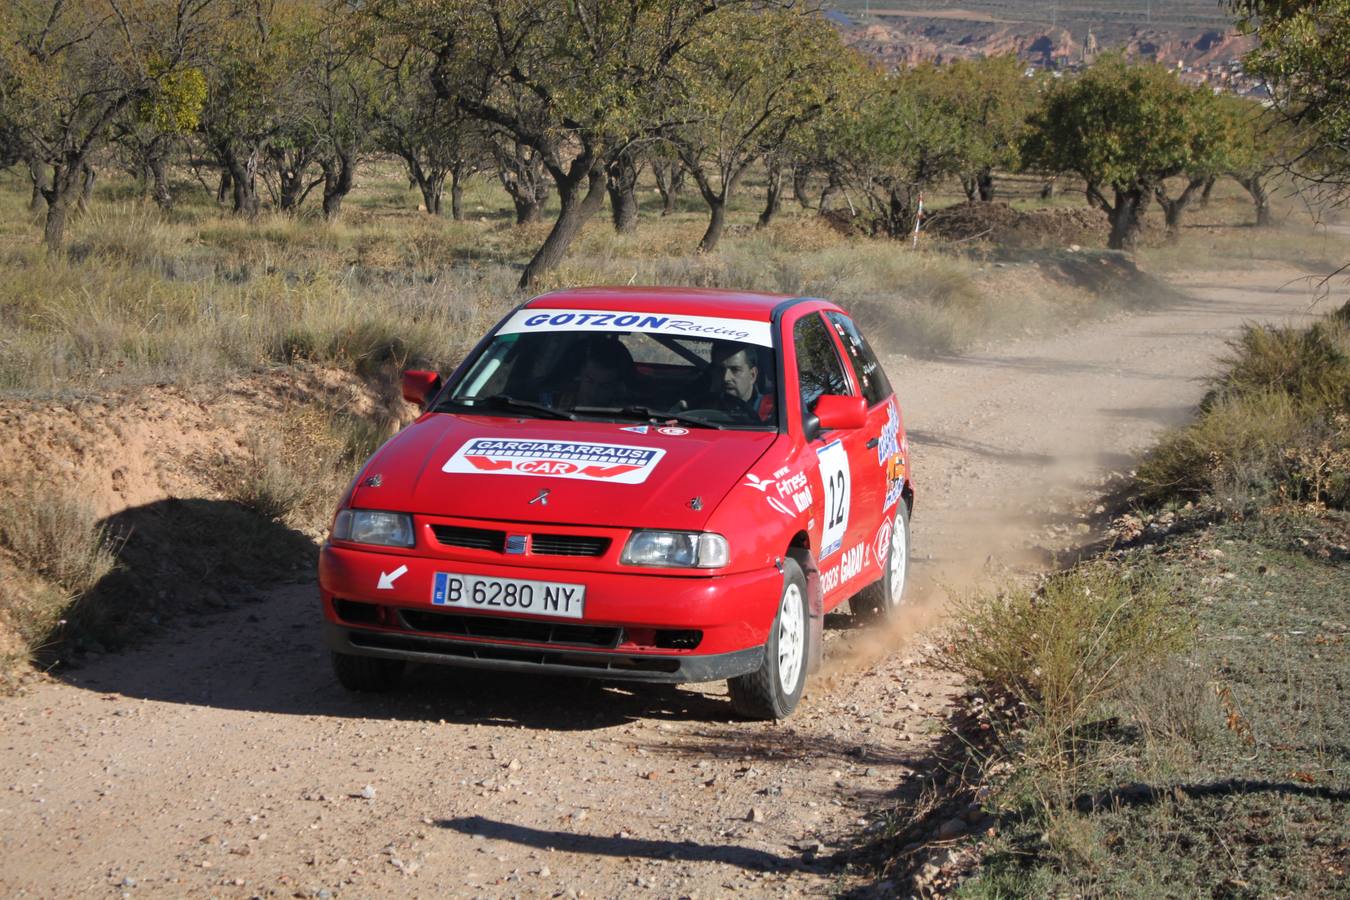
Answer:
top-left (793, 313), bottom-right (852, 417)
top-left (826, 312), bottom-right (893, 407)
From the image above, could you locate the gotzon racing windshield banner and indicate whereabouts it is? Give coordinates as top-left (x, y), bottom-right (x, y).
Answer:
top-left (497, 309), bottom-right (773, 347)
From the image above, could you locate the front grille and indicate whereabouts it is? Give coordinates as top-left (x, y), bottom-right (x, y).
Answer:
top-left (399, 609), bottom-right (621, 648)
top-left (531, 534), bottom-right (611, 557)
top-left (431, 524), bottom-right (506, 552)
top-left (428, 523), bottom-right (611, 558)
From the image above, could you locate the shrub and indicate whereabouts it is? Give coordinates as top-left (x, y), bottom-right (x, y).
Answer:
top-left (0, 489), bottom-right (118, 596)
top-left (942, 565), bottom-right (1191, 736)
top-left (1205, 317), bottom-right (1350, 411)
top-left (1139, 308), bottom-right (1350, 509)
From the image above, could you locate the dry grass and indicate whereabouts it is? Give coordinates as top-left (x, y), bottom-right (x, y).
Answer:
top-left (0, 488), bottom-right (119, 596)
top-left (0, 488), bottom-right (121, 659)
top-left (943, 564), bottom-right (1191, 740)
top-left (0, 162), bottom-right (1200, 396)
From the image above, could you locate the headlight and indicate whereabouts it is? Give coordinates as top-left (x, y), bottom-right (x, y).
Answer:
top-left (331, 509), bottom-right (415, 548)
top-left (620, 531), bottom-right (729, 568)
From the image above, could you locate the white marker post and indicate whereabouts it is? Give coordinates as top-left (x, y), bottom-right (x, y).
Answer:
top-left (912, 192), bottom-right (924, 250)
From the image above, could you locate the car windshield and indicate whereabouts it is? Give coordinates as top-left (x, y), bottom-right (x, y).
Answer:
top-left (438, 309), bottom-right (780, 430)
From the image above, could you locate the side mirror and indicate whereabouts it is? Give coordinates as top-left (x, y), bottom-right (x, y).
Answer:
top-left (401, 370), bottom-right (442, 408)
top-left (814, 394), bottom-right (867, 431)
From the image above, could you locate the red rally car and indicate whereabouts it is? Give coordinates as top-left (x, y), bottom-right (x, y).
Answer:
top-left (319, 287), bottom-right (913, 719)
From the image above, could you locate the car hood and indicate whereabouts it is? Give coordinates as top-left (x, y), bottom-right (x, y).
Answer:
top-left (349, 414), bottom-right (777, 529)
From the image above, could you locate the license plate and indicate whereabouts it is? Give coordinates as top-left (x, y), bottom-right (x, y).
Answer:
top-left (431, 572), bottom-right (586, 619)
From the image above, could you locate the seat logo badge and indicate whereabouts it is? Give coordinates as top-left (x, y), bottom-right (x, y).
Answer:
top-left (506, 534), bottom-right (528, 555)
top-left (529, 488), bottom-right (550, 505)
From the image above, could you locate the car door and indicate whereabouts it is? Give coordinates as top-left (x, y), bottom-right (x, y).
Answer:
top-left (825, 311), bottom-right (898, 582)
top-left (791, 311), bottom-right (879, 607)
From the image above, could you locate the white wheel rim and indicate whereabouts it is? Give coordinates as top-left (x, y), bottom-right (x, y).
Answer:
top-left (776, 583), bottom-right (805, 694)
top-left (888, 511), bottom-right (907, 607)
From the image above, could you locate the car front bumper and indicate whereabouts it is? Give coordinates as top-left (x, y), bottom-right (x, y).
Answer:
top-left (318, 543), bottom-right (781, 684)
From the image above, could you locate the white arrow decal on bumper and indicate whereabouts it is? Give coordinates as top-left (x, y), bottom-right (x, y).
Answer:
top-left (377, 565), bottom-right (408, 590)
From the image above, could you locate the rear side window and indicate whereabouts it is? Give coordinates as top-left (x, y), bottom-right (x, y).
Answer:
top-left (827, 312), bottom-right (892, 407)
top-left (793, 313), bottom-right (851, 415)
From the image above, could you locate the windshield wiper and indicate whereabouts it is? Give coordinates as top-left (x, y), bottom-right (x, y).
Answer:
top-left (571, 405), bottom-right (725, 430)
top-left (467, 394), bottom-right (576, 420)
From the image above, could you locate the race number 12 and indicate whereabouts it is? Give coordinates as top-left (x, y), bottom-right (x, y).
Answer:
top-left (817, 440), bottom-right (850, 560)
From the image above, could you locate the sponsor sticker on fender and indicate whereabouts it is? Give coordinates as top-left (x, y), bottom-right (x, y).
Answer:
top-left (872, 517), bottom-right (893, 568)
top-left (443, 438), bottom-right (665, 485)
top-left (497, 309), bottom-right (773, 347)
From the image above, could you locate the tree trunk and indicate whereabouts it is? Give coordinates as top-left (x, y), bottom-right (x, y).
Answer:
top-left (792, 165), bottom-right (813, 209)
top-left (1239, 175), bottom-right (1272, 227)
top-left (883, 184), bottom-right (921, 239)
top-left (699, 198), bottom-right (726, 253)
top-left (232, 171), bottom-right (260, 217)
top-left (278, 171), bottom-right (306, 213)
top-left (321, 152), bottom-right (355, 222)
top-left (518, 160), bottom-right (608, 289)
top-left (450, 167), bottom-right (465, 221)
top-left (220, 148), bottom-right (260, 217)
top-left (1106, 187), bottom-right (1148, 251)
top-left (653, 161), bottom-right (684, 216)
top-left (606, 153), bottom-right (640, 234)
top-left (757, 159), bottom-right (784, 229)
top-left (43, 197), bottom-right (69, 250)
top-left (1155, 177), bottom-right (1206, 238)
top-left (27, 156), bottom-right (49, 212)
top-left (217, 170), bottom-right (232, 204)
top-left (150, 156), bottom-right (173, 211)
top-left (513, 196), bottom-right (541, 225)
top-left (1199, 175), bottom-right (1217, 209)
top-left (819, 169), bottom-right (844, 212)
top-left (962, 176), bottom-right (978, 202)
top-left (39, 157), bottom-right (84, 251)
top-left (1040, 178), bottom-right (1056, 201)
top-left (495, 139), bottom-right (551, 225)
top-left (420, 177), bottom-right (443, 215)
top-left (77, 165), bottom-right (96, 212)
top-left (977, 168), bottom-right (995, 202)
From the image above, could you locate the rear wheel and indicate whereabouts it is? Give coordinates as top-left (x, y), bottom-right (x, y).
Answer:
top-left (851, 502), bottom-right (910, 622)
top-left (728, 558), bottom-right (808, 720)
top-left (331, 652), bottom-right (406, 692)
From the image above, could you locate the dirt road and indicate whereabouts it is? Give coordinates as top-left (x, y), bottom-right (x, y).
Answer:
top-left (0, 265), bottom-right (1326, 898)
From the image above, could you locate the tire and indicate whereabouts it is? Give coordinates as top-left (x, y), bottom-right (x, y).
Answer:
top-left (728, 557), bottom-right (809, 720)
top-left (331, 652), bottom-right (406, 692)
top-left (851, 501), bottom-right (911, 623)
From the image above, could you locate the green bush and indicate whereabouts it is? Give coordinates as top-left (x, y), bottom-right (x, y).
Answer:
top-left (943, 565), bottom-right (1191, 735)
top-left (1140, 307), bottom-right (1350, 509)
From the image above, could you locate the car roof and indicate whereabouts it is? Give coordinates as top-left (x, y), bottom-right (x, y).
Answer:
top-left (524, 286), bottom-right (822, 322)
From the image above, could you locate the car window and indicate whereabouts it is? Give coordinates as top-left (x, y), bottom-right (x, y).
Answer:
top-left (793, 312), bottom-right (852, 417)
top-left (439, 311), bottom-right (780, 430)
top-left (826, 312), bottom-right (892, 407)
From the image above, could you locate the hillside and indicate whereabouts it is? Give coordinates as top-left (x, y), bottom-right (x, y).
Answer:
top-left (828, 0), bottom-right (1257, 75)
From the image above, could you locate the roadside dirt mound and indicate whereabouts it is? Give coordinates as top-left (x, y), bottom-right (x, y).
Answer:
top-left (925, 200), bottom-right (1110, 248)
top-left (0, 366), bottom-right (407, 669)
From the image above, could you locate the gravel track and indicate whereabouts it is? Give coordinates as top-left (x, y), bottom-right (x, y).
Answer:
top-left (0, 265), bottom-right (1324, 898)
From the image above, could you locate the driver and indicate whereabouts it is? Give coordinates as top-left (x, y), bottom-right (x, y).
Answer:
top-left (705, 341), bottom-right (774, 423)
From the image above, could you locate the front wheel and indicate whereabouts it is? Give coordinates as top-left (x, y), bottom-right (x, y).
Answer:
top-left (331, 652), bottom-right (406, 692)
top-left (851, 502), bottom-right (910, 623)
top-left (728, 558), bottom-right (809, 720)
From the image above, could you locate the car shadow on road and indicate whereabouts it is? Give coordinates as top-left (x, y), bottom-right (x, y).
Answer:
top-left (438, 815), bottom-right (803, 873)
top-left (52, 498), bottom-right (746, 731)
